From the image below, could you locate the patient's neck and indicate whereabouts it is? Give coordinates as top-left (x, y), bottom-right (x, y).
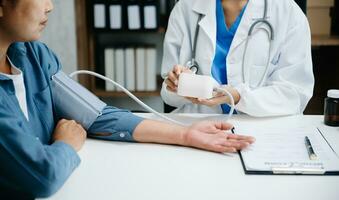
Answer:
top-left (0, 39), bottom-right (12, 74)
top-left (0, 53), bottom-right (11, 74)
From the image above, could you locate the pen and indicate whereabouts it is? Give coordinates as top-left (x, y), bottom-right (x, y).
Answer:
top-left (305, 136), bottom-right (317, 160)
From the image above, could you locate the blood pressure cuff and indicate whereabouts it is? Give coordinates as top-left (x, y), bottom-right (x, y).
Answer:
top-left (51, 71), bottom-right (107, 130)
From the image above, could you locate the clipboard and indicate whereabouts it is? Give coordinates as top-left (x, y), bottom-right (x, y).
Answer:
top-left (238, 152), bottom-right (339, 175)
top-left (235, 126), bottom-right (339, 176)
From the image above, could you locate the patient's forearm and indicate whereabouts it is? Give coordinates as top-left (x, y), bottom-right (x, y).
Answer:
top-left (132, 120), bottom-right (187, 146)
top-left (132, 119), bottom-right (255, 153)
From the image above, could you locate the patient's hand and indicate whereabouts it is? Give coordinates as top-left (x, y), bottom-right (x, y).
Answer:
top-left (53, 119), bottom-right (87, 152)
top-left (183, 121), bottom-right (254, 153)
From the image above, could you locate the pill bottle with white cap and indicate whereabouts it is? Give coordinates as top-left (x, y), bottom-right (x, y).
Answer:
top-left (324, 89), bottom-right (339, 127)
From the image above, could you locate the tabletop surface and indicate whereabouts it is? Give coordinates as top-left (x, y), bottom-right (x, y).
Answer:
top-left (41, 114), bottom-right (339, 200)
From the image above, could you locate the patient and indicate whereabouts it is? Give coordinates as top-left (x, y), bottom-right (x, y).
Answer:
top-left (0, 0), bottom-right (254, 199)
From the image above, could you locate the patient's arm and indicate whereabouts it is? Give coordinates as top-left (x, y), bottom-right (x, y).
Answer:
top-left (133, 120), bottom-right (255, 153)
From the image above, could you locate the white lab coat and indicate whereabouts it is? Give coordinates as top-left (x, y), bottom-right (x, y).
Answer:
top-left (161, 0), bottom-right (314, 117)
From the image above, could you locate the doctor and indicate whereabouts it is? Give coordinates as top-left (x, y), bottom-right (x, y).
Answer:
top-left (0, 0), bottom-right (254, 198)
top-left (161, 0), bottom-right (314, 116)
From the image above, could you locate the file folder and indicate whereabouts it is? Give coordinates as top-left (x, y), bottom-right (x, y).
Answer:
top-left (166, 0), bottom-right (177, 17)
top-left (161, 0), bottom-right (177, 28)
top-left (109, 0), bottom-right (123, 30)
top-left (93, 3), bottom-right (106, 28)
top-left (115, 48), bottom-right (125, 91)
top-left (104, 48), bottom-right (115, 91)
top-left (126, 0), bottom-right (142, 30)
top-left (145, 47), bottom-right (157, 91)
top-left (125, 48), bottom-right (136, 91)
top-left (143, 0), bottom-right (159, 30)
top-left (159, 0), bottom-right (167, 15)
top-left (136, 47), bottom-right (146, 91)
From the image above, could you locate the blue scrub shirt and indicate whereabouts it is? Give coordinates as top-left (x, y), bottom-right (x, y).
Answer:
top-left (0, 42), bottom-right (143, 198)
top-left (211, 0), bottom-right (247, 113)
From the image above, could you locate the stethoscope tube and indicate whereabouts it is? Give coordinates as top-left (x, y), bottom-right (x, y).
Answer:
top-left (242, 0), bottom-right (274, 87)
top-left (188, 14), bottom-right (203, 74)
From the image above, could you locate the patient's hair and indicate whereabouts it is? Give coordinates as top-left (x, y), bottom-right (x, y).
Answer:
top-left (1, 0), bottom-right (18, 7)
top-left (0, 0), bottom-right (15, 8)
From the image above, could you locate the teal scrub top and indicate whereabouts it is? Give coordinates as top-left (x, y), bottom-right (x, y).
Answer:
top-left (211, 0), bottom-right (247, 113)
top-left (0, 42), bottom-right (143, 198)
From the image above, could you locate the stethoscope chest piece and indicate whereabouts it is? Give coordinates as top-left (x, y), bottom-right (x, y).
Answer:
top-left (186, 60), bottom-right (199, 74)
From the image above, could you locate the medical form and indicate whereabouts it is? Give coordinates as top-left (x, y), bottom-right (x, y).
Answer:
top-left (235, 125), bottom-right (339, 175)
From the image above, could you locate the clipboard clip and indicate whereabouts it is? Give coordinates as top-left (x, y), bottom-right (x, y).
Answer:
top-left (271, 162), bottom-right (325, 174)
top-left (272, 167), bottom-right (325, 175)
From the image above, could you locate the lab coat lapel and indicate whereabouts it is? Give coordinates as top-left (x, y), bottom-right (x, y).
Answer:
top-left (192, 0), bottom-right (216, 51)
top-left (229, 0), bottom-right (271, 54)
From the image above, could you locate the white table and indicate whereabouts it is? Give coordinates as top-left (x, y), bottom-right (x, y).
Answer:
top-left (42, 114), bottom-right (339, 200)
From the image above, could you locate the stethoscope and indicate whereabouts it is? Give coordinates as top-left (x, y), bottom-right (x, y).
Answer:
top-left (187, 0), bottom-right (274, 88)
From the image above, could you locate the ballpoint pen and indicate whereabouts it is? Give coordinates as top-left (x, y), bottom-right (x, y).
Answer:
top-left (305, 136), bottom-right (318, 160)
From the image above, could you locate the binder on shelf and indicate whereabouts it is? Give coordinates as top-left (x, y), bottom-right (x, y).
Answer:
top-left (158, 0), bottom-right (176, 28)
top-left (93, 3), bottom-right (106, 29)
top-left (125, 48), bottom-right (136, 91)
top-left (143, 0), bottom-right (159, 30)
top-left (145, 47), bottom-right (157, 91)
top-left (104, 48), bottom-right (115, 91)
top-left (109, 0), bottom-right (123, 30)
top-left (126, 0), bottom-right (142, 30)
top-left (136, 48), bottom-right (146, 91)
top-left (166, 0), bottom-right (177, 17)
top-left (115, 48), bottom-right (125, 91)
top-left (159, 0), bottom-right (167, 15)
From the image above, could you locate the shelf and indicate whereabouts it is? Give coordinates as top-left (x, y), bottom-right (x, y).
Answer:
top-left (94, 90), bottom-right (161, 98)
top-left (312, 35), bottom-right (339, 46)
top-left (91, 27), bottom-right (166, 35)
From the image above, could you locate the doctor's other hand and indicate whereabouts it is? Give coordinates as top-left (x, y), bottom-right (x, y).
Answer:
top-left (165, 64), bottom-right (192, 92)
top-left (52, 119), bottom-right (87, 152)
top-left (186, 85), bottom-right (241, 107)
top-left (183, 121), bottom-right (255, 153)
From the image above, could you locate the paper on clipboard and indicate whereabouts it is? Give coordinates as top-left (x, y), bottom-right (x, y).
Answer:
top-left (236, 125), bottom-right (339, 174)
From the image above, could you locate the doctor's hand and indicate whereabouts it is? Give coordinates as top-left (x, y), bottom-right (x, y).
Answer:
top-left (52, 119), bottom-right (87, 152)
top-left (165, 65), bottom-right (192, 92)
top-left (186, 85), bottom-right (241, 107)
top-left (183, 121), bottom-right (255, 153)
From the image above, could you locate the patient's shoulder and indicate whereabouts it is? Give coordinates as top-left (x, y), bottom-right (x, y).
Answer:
top-left (26, 41), bottom-right (62, 76)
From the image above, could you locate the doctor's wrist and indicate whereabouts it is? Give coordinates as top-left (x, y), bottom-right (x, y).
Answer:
top-left (232, 90), bottom-right (240, 105)
top-left (222, 86), bottom-right (240, 105)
